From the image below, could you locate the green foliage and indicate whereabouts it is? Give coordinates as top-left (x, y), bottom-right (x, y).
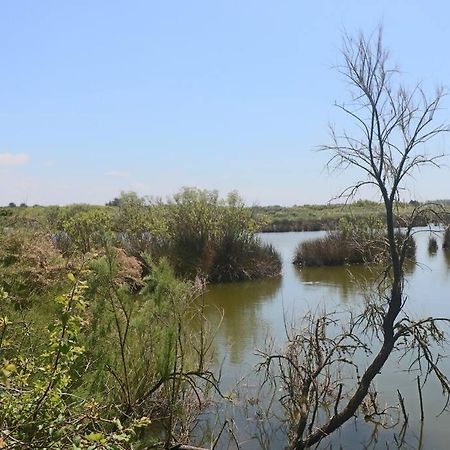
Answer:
top-left (62, 208), bottom-right (112, 254)
top-left (112, 192), bottom-right (169, 260)
top-left (336, 215), bottom-right (384, 241)
top-left (7, 189), bottom-right (281, 283)
top-left (0, 279), bottom-right (149, 449)
top-left (85, 245), bottom-right (212, 443)
top-left (44, 205), bottom-right (112, 255)
top-left (0, 187), bottom-right (279, 447)
top-left (0, 208), bottom-right (12, 217)
top-left (141, 256), bottom-right (181, 306)
top-left (168, 188), bottom-right (223, 277)
top-left (167, 187), bottom-right (280, 281)
top-left (255, 201), bottom-right (432, 232)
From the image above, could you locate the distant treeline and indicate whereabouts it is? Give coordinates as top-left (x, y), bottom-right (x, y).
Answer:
top-left (3, 198), bottom-right (448, 236)
top-left (253, 200), bottom-right (448, 232)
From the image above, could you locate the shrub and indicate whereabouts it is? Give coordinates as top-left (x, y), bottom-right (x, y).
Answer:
top-left (0, 229), bottom-right (65, 299)
top-left (0, 279), bottom-right (150, 449)
top-left (62, 207), bottom-right (112, 254)
top-left (46, 205), bottom-right (112, 255)
top-left (293, 232), bottom-right (367, 267)
top-left (210, 236), bottom-right (281, 282)
top-left (112, 191), bottom-right (169, 262)
top-left (43, 189), bottom-right (282, 283)
top-left (167, 188), bottom-right (281, 281)
top-left (84, 249), bottom-right (216, 442)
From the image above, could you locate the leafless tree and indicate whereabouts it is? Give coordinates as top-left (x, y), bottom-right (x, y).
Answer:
top-left (258, 28), bottom-right (450, 449)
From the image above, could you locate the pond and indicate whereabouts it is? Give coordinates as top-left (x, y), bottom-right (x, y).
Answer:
top-left (200, 230), bottom-right (450, 449)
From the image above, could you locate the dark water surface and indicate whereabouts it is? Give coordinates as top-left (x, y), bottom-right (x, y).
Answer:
top-left (199, 230), bottom-right (450, 449)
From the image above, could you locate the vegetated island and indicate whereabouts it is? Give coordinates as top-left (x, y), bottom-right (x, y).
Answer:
top-left (293, 216), bottom-right (417, 267)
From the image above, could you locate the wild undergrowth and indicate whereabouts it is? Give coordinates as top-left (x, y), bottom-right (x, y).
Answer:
top-left (30, 189), bottom-right (281, 283)
top-left (0, 237), bottom-right (219, 448)
top-left (0, 188), bottom-right (280, 447)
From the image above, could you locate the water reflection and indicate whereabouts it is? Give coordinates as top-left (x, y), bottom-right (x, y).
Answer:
top-left (294, 265), bottom-right (377, 301)
top-left (428, 243), bottom-right (438, 257)
top-left (443, 248), bottom-right (450, 268)
top-left (202, 231), bottom-right (449, 449)
top-left (294, 261), bottom-right (416, 302)
top-left (203, 276), bottom-right (282, 365)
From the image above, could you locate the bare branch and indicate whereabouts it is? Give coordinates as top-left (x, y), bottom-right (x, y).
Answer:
top-left (283, 26), bottom-right (449, 449)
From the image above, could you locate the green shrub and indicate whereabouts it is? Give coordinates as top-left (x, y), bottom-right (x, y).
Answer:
top-left (0, 249), bottom-right (216, 448)
top-left (84, 247), bottom-right (215, 436)
top-left (46, 205), bottom-right (112, 255)
top-left (167, 188), bottom-right (281, 281)
top-left (112, 191), bottom-right (169, 262)
top-left (62, 208), bottom-right (112, 254)
top-left (42, 189), bottom-right (282, 283)
top-left (0, 280), bottom-right (150, 449)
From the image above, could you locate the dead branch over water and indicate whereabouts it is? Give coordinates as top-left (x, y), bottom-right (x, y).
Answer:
top-left (258, 27), bottom-right (450, 449)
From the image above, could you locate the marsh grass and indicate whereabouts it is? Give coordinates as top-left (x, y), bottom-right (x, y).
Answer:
top-left (293, 232), bottom-right (369, 267)
top-left (293, 231), bottom-right (416, 267)
top-left (209, 237), bottom-right (281, 282)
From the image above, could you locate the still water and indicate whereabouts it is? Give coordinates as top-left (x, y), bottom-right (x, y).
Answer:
top-left (200, 230), bottom-right (450, 449)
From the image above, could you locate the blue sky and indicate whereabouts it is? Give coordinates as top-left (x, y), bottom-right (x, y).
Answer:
top-left (1, 0), bottom-right (449, 205)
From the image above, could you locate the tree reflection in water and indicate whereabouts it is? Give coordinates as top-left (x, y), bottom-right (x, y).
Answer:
top-left (294, 262), bottom-right (416, 302)
top-left (202, 277), bottom-right (282, 365)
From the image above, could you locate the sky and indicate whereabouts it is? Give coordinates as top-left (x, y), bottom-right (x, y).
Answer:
top-left (1, 0), bottom-right (450, 206)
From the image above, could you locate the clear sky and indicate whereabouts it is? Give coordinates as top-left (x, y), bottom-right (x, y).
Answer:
top-left (1, 0), bottom-right (449, 206)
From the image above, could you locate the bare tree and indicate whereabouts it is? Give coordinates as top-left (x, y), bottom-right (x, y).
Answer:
top-left (258, 28), bottom-right (450, 449)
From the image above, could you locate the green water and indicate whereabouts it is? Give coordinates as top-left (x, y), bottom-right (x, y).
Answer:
top-left (200, 230), bottom-right (450, 449)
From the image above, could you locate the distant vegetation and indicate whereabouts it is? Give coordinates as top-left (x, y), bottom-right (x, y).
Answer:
top-left (254, 199), bottom-right (446, 232)
top-left (6, 198), bottom-right (450, 235)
